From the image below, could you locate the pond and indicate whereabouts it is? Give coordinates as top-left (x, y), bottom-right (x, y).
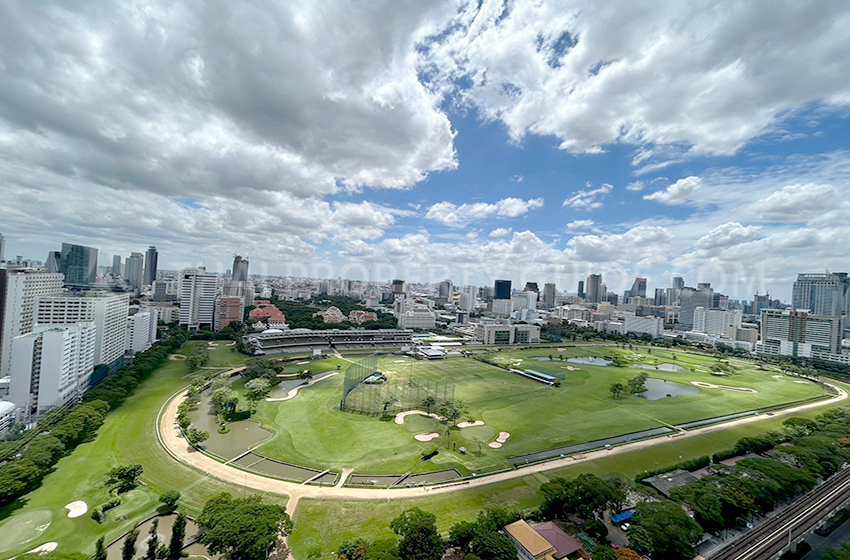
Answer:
top-left (634, 363), bottom-right (688, 372)
top-left (636, 378), bottom-right (700, 400)
top-left (566, 357), bottom-right (613, 366)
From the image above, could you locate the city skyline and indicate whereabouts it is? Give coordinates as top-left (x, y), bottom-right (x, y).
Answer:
top-left (2, 2), bottom-right (850, 300)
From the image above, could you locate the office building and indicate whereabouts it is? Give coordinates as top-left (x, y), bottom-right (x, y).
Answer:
top-left (492, 298), bottom-right (513, 317)
top-left (144, 246), bottom-right (158, 286)
top-left (0, 233), bottom-right (4, 262)
top-left (459, 290), bottom-right (476, 312)
top-left (35, 291), bottom-right (131, 370)
top-left (0, 401), bottom-right (14, 435)
top-left (397, 307), bottom-right (436, 329)
top-left (438, 280), bottom-right (453, 299)
top-left (46, 251), bottom-right (62, 273)
top-left (586, 274), bottom-right (603, 303)
top-left (0, 270), bottom-right (66, 377)
top-left (125, 252), bottom-right (144, 290)
top-left (392, 279), bottom-right (405, 296)
top-left (59, 243), bottom-right (98, 286)
top-left (494, 280), bottom-right (512, 301)
top-left (758, 309), bottom-right (843, 360)
top-left (679, 287), bottom-right (713, 329)
top-left (524, 282), bottom-right (539, 294)
top-left (624, 315), bottom-right (664, 338)
top-left (692, 307), bottom-right (742, 337)
top-left (232, 255), bottom-right (249, 282)
top-left (179, 268), bottom-right (219, 331)
top-left (654, 288), bottom-right (667, 306)
top-left (9, 321), bottom-right (97, 420)
top-left (542, 283), bottom-right (556, 309)
top-left (475, 324), bottom-right (541, 345)
top-left (792, 272), bottom-right (850, 317)
top-left (126, 310), bottom-right (157, 355)
top-left (111, 255), bottom-right (122, 276)
top-left (630, 277), bottom-right (647, 299)
top-left (218, 296), bottom-right (244, 331)
top-left (511, 291), bottom-right (537, 311)
top-left (577, 280), bottom-right (584, 298)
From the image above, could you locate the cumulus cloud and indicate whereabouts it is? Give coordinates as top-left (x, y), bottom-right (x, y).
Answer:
top-left (425, 197), bottom-right (544, 226)
top-left (563, 183), bottom-right (613, 210)
top-left (696, 222), bottom-right (762, 249)
top-left (566, 225), bottom-right (673, 263)
top-left (643, 176), bottom-right (702, 204)
top-left (421, 1), bottom-right (850, 161)
top-left (489, 227), bottom-right (513, 238)
top-left (752, 183), bottom-right (846, 222)
top-left (566, 219), bottom-right (595, 230)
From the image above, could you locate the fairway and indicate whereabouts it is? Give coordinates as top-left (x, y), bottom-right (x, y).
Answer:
top-left (242, 346), bottom-right (825, 476)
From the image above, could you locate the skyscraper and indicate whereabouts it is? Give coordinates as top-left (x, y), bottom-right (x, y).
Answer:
top-left (577, 280), bottom-right (585, 298)
top-left (543, 283), bottom-right (556, 308)
top-left (494, 280), bottom-right (511, 300)
top-left (179, 268), bottom-right (219, 331)
top-left (792, 272), bottom-right (850, 317)
top-left (586, 274), bottom-right (603, 303)
top-left (125, 252), bottom-right (144, 290)
top-left (144, 246), bottom-right (158, 286)
top-left (438, 280), bottom-right (453, 299)
top-left (630, 277), bottom-right (647, 299)
top-left (524, 282), bottom-right (539, 293)
top-left (0, 233), bottom-right (5, 262)
top-left (232, 255), bottom-right (249, 282)
top-left (111, 255), bottom-right (122, 276)
top-left (59, 243), bottom-right (98, 286)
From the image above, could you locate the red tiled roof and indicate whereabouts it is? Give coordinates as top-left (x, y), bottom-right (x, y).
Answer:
top-left (533, 522), bottom-right (582, 559)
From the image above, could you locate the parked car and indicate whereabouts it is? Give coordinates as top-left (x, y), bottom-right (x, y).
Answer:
top-left (621, 522), bottom-right (631, 532)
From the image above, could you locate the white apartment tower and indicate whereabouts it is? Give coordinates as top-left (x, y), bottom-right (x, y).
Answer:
top-left (179, 268), bottom-right (219, 331)
top-left (0, 270), bottom-right (66, 377)
top-left (35, 291), bottom-right (130, 369)
top-left (9, 321), bottom-right (97, 419)
top-left (126, 310), bottom-right (157, 355)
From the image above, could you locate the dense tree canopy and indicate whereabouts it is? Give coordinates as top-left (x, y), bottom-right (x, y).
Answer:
top-left (390, 508), bottom-right (445, 560)
top-left (630, 501), bottom-right (703, 560)
top-left (198, 493), bottom-right (291, 560)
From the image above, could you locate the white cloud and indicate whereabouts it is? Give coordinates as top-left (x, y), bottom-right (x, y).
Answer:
top-left (421, 1), bottom-right (850, 162)
top-left (695, 222), bottom-right (762, 249)
top-left (625, 181), bottom-right (645, 192)
top-left (563, 183), bottom-right (613, 210)
top-left (643, 176), bottom-right (702, 205)
top-left (566, 219), bottom-right (594, 230)
top-left (489, 227), bottom-right (513, 238)
top-left (752, 183), bottom-right (847, 222)
top-left (425, 197), bottom-right (544, 226)
top-left (566, 225), bottom-right (673, 263)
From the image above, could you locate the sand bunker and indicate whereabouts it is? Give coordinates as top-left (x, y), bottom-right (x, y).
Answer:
top-left (794, 380), bottom-right (809, 384)
top-left (691, 381), bottom-right (758, 393)
top-left (415, 433), bottom-right (440, 442)
top-left (65, 501), bottom-right (87, 518)
top-left (489, 432), bottom-right (511, 448)
top-left (457, 421), bottom-right (485, 428)
top-left (168, 354), bottom-right (187, 361)
top-left (28, 542), bottom-right (58, 554)
top-left (394, 410), bottom-right (445, 425)
top-left (296, 361), bottom-right (310, 365)
top-left (773, 375), bottom-right (783, 379)
top-left (393, 360), bottom-right (406, 363)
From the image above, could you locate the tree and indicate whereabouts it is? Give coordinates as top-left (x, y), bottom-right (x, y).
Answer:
top-left (107, 464), bottom-right (143, 493)
top-left (381, 396), bottom-right (397, 416)
top-left (609, 383), bottom-right (627, 399)
top-left (186, 428), bottom-right (209, 446)
top-left (421, 396), bottom-right (436, 414)
top-left (470, 532), bottom-right (515, 560)
top-left (145, 519), bottom-right (160, 560)
top-left (627, 374), bottom-right (648, 394)
top-left (245, 378), bottom-right (271, 406)
top-left (198, 493), bottom-right (292, 560)
top-left (592, 546), bottom-right (618, 560)
top-left (338, 539), bottom-right (370, 560)
top-left (169, 513), bottom-right (187, 559)
top-left (122, 529), bottom-right (139, 560)
top-left (822, 544), bottom-right (850, 560)
top-left (390, 508), bottom-right (444, 560)
top-left (159, 490), bottom-right (181, 511)
top-left (631, 501), bottom-right (702, 560)
top-left (94, 537), bottom-right (107, 560)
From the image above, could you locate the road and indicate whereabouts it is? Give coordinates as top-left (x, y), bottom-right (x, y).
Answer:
top-left (710, 467), bottom-right (850, 560)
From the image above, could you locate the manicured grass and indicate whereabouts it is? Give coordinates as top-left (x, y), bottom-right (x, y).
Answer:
top-left (0, 343), bottom-right (286, 558)
top-left (246, 348), bottom-right (823, 475)
top-left (288, 380), bottom-right (849, 560)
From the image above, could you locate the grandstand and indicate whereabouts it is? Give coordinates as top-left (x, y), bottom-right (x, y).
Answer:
top-left (510, 368), bottom-right (558, 386)
top-left (245, 328), bottom-right (413, 354)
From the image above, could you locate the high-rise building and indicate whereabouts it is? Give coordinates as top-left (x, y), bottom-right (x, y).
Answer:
top-left (9, 321), bottom-right (97, 420)
top-left (494, 280), bottom-right (511, 300)
top-left (232, 255), bottom-right (249, 282)
top-left (35, 291), bottom-right (131, 370)
top-left (624, 316), bottom-right (664, 338)
top-left (524, 282), bottom-right (539, 294)
top-left (438, 280), bottom-right (453, 299)
top-left (125, 252), bottom-right (144, 290)
top-left (679, 287), bottom-right (713, 329)
top-left (218, 296), bottom-right (244, 331)
top-left (111, 255), bottom-right (122, 277)
top-left (630, 277), bottom-right (647, 299)
top-left (758, 309), bottom-right (843, 360)
top-left (671, 276), bottom-right (685, 304)
top-left (577, 280), bottom-right (585, 298)
top-left (144, 246), bottom-right (158, 286)
top-left (392, 279), bottom-right (405, 296)
top-left (0, 233), bottom-right (5, 262)
top-left (46, 251), bottom-right (62, 273)
top-left (792, 273), bottom-right (850, 317)
top-left (654, 288), bottom-right (667, 306)
top-left (586, 274), bottom-right (603, 303)
top-left (511, 291), bottom-right (537, 311)
top-left (542, 283), bottom-right (556, 308)
top-left (126, 310), bottom-right (157, 355)
top-left (179, 268), bottom-right (219, 331)
top-left (693, 307), bottom-right (742, 337)
top-left (0, 270), bottom-right (66, 377)
top-left (59, 243), bottom-right (98, 286)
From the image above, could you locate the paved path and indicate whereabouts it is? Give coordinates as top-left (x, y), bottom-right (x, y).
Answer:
top-left (158, 379), bottom-right (848, 502)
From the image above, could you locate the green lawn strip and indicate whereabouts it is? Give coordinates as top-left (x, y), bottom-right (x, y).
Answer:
top-left (0, 344), bottom-right (286, 558)
top-left (289, 388), bottom-right (845, 559)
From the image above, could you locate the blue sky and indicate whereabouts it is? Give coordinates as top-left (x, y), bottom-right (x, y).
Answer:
top-left (2, 1), bottom-right (850, 301)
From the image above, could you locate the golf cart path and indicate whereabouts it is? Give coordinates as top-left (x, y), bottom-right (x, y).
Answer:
top-left (158, 379), bottom-right (847, 502)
